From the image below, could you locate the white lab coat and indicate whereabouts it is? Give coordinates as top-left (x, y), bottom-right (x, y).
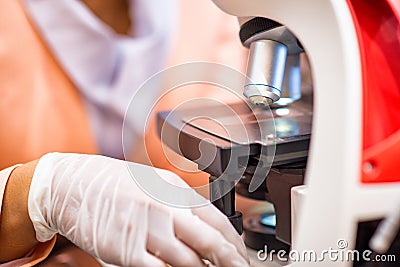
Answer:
top-left (23, 0), bottom-right (177, 158)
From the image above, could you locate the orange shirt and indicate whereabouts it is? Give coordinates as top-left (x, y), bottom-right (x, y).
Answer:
top-left (0, 0), bottom-right (97, 170)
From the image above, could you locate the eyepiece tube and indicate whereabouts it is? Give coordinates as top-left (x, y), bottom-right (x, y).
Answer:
top-left (244, 40), bottom-right (288, 106)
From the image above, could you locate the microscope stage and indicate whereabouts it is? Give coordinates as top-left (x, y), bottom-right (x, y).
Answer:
top-left (157, 95), bottom-right (312, 177)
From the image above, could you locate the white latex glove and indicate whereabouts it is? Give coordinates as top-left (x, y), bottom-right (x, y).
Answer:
top-left (28, 153), bottom-right (249, 267)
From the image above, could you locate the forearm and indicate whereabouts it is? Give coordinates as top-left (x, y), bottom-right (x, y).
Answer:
top-left (0, 153), bottom-right (249, 266)
top-left (0, 160), bottom-right (39, 263)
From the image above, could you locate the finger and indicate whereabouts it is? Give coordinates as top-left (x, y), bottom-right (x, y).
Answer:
top-left (132, 252), bottom-right (166, 267)
top-left (192, 204), bottom-right (249, 262)
top-left (120, 202), bottom-right (165, 267)
top-left (174, 213), bottom-right (250, 267)
top-left (148, 234), bottom-right (205, 267)
top-left (147, 205), bottom-right (205, 267)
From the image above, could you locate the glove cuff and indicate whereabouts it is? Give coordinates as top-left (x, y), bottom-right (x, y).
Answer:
top-left (28, 153), bottom-right (60, 242)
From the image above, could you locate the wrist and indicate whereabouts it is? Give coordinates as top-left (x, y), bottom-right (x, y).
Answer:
top-left (0, 160), bottom-right (39, 262)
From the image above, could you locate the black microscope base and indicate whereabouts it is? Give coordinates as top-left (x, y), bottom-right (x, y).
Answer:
top-left (243, 214), bottom-right (290, 252)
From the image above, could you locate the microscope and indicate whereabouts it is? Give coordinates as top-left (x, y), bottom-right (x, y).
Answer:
top-left (157, 0), bottom-right (400, 265)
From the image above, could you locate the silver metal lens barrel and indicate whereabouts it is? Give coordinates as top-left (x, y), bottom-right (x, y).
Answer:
top-left (244, 39), bottom-right (288, 106)
top-left (273, 53), bottom-right (301, 107)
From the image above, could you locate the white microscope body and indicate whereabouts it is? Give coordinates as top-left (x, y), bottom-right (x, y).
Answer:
top-left (211, 0), bottom-right (400, 266)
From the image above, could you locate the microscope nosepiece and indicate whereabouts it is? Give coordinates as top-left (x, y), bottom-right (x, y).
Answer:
top-left (244, 40), bottom-right (288, 106)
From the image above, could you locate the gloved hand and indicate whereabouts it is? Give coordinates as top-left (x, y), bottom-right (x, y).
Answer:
top-left (28, 153), bottom-right (249, 267)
